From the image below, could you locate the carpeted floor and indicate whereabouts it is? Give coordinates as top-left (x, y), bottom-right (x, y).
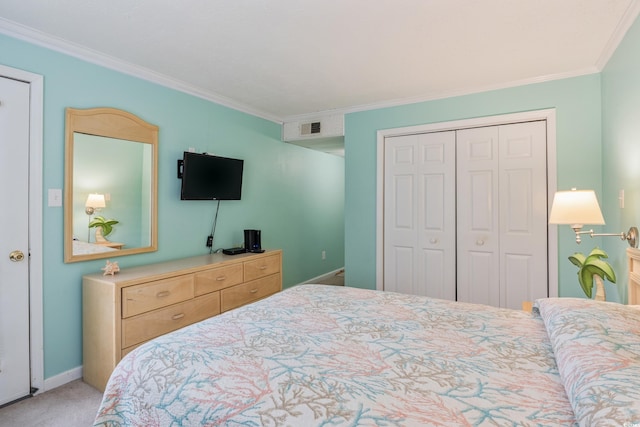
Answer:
top-left (0, 380), bottom-right (102, 427)
top-left (318, 269), bottom-right (344, 286)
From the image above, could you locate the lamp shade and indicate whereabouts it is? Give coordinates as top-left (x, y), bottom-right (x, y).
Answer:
top-left (549, 189), bottom-right (605, 226)
top-left (85, 193), bottom-right (106, 209)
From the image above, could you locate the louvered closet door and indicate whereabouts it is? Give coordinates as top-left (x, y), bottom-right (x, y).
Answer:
top-left (457, 121), bottom-right (547, 309)
top-left (383, 132), bottom-right (456, 299)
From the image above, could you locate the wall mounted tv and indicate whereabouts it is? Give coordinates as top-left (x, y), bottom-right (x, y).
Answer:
top-left (178, 152), bottom-right (244, 200)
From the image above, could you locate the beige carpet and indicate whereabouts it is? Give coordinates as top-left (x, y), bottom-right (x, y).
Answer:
top-left (0, 380), bottom-right (102, 427)
top-left (318, 269), bottom-right (344, 286)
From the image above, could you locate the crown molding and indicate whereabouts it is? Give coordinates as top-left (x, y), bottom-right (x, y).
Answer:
top-left (0, 15), bottom-right (626, 127)
top-left (282, 67), bottom-right (600, 123)
top-left (0, 18), bottom-right (284, 124)
top-left (595, 0), bottom-right (640, 69)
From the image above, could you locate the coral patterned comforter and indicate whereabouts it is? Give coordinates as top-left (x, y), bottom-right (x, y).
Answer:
top-left (93, 285), bottom-right (640, 426)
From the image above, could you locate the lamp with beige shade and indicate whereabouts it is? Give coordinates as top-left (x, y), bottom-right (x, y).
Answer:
top-left (549, 188), bottom-right (638, 248)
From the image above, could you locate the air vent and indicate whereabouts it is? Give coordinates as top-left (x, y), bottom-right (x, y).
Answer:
top-left (301, 121), bottom-right (322, 135)
top-left (282, 114), bottom-right (344, 142)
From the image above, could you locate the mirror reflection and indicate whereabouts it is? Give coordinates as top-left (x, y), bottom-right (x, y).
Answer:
top-left (64, 108), bottom-right (158, 263)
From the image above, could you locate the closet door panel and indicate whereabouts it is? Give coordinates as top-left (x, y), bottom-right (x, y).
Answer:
top-left (384, 136), bottom-right (418, 294)
top-left (418, 132), bottom-right (456, 300)
top-left (384, 132), bottom-right (455, 299)
top-left (499, 121), bottom-right (548, 308)
top-left (456, 127), bottom-right (500, 304)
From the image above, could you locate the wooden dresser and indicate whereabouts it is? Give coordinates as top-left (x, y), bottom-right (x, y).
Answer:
top-left (82, 249), bottom-right (282, 391)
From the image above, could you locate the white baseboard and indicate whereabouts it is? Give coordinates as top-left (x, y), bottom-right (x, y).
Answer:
top-left (40, 366), bottom-right (83, 394)
top-left (299, 267), bottom-right (344, 286)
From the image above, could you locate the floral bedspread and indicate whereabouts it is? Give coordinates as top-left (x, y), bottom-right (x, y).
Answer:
top-left (94, 285), bottom-right (579, 426)
top-left (535, 298), bottom-right (640, 427)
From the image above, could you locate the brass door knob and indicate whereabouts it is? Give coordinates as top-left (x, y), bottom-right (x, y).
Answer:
top-left (9, 250), bottom-right (25, 262)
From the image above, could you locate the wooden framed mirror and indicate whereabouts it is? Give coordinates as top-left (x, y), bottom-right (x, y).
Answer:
top-left (64, 107), bottom-right (158, 263)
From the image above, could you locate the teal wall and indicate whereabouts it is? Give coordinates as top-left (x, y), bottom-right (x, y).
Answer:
top-left (0, 34), bottom-right (345, 379)
top-left (602, 14), bottom-right (640, 303)
top-left (344, 74), bottom-right (604, 299)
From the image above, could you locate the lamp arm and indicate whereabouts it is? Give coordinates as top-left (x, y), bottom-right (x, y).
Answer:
top-left (574, 226), bottom-right (639, 248)
top-left (571, 228), bottom-right (592, 244)
top-left (571, 225), bottom-right (638, 248)
top-left (589, 231), bottom-right (626, 239)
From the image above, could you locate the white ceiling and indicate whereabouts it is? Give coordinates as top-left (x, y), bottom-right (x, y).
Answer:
top-left (1, 0), bottom-right (639, 123)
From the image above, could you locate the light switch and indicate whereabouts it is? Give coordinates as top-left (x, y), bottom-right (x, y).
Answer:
top-left (48, 188), bottom-right (62, 207)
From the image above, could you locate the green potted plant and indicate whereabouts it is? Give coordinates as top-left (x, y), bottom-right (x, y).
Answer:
top-left (568, 247), bottom-right (616, 301)
top-left (89, 216), bottom-right (119, 243)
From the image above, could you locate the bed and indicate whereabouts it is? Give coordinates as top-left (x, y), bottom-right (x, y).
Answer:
top-left (72, 240), bottom-right (118, 255)
top-left (93, 285), bottom-right (640, 426)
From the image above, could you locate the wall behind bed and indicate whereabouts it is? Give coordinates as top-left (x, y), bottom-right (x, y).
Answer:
top-left (0, 33), bottom-right (344, 382)
top-left (343, 74), bottom-right (604, 299)
top-left (602, 13), bottom-right (640, 304)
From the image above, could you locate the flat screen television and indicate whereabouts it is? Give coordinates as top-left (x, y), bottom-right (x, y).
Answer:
top-left (179, 152), bottom-right (244, 200)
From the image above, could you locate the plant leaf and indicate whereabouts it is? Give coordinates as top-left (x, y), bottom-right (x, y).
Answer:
top-left (584, 258), bottom-right (616, 283)
top-left (568, 253), bottom-right (586, 267)
top-left (577, 269), bottom-right (593, 298)
top-left (88, 216), bottom-right (119, 236)
top-left (588, 247), bottom-right (609, 259)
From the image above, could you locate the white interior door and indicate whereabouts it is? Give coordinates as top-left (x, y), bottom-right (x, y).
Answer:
top-left (0, 76), bottom-right (31, 405)
top-left (384, 132), bottom-right (456, 298)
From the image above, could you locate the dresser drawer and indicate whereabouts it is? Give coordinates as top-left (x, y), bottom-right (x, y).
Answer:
top-left (122, 291), bottom-right (220, 349)
top-left (221, 273), bottom-right (281, 312)
top-left (244, 254), bottom-right (281, 282)
top-left (122, 275), bottom-right (194, 318)
top-left (194, 263), bottom-right (243, 296)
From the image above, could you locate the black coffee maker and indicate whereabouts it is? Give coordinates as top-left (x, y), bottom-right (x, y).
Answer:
top-left (244, 229), bottom-right (264, 253)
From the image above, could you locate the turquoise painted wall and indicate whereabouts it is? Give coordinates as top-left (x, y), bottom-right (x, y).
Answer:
top-left (344, 75), bottom-right (603, 299)
top-left (0, 34), bottom-right (345, 379)
top-left (602, 13), bottom-right (640, 303)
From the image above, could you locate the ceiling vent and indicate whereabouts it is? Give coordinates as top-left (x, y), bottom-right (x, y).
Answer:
top-left (282, 114), bottom-right (344, 142)
top-left (282, 114), bottom-right (345, 156)
top-left (300, 121), bottom-right (322, 136)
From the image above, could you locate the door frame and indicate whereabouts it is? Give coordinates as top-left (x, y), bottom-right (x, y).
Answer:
top-left (376, 109), bottom-right (558, 297)
top-left (0, 64), bottom-right (44, 394)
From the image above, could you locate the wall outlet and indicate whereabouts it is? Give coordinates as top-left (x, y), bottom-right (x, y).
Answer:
top-left (322, 250), bottom-right (326, 260)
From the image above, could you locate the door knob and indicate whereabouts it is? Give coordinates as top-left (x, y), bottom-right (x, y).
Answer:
top-left (9, 250), bottom-right (25, 262)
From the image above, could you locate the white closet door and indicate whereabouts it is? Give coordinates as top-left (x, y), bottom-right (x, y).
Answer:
top-left (457, 122), bottom-right (547, 309)
top-left (456, 127), bottom-right (501, 306)
top-left (498, 121), bottom-right (548, 308)
top-left (384, 132), bottom-right (456, 298)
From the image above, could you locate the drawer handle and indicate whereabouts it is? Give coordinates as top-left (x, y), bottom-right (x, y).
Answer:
top-left (250, 288), bottom-right (258, 294)
top-left (216, 275), bottom-right (227, 281)
top-left (172, 313), bottom-right (185, 320)
top-left (156, 291), bottom-right (170, 298)
top-left (259, 266), bottom-right (267, 270)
